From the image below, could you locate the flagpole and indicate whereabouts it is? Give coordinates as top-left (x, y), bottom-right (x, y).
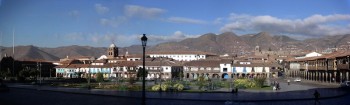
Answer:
top-left (12, 29), bottom-right (15, 77)
top-left (0, 31), bottom-right (2, 72)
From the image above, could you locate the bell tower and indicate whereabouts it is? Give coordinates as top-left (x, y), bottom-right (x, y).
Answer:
top-left (107, 43), bottom-right (118, 58)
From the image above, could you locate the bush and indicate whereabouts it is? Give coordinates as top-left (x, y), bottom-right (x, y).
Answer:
top-left (161, 84), bottom-right (169, 91)
top-left (127, 77), bottom-right (136, 85)
top-left (152, 83), bottom-right (185, 91)
top-left (117, 84), bottom-right (128, 91)
top-left (127, 85), bottom-right (141, 91)
top-left (196, 76), bottom-right (207, 90)
top-left (96, 73), bottom-right (104, 83)
top-left (253, 77), bottom-right (266, 88)
top-left (152, 85), bottom-right (161, 91)
top-left (173, 83), bottom-right (184, 91)
top-left (233, 79), bottom-right (256, 89)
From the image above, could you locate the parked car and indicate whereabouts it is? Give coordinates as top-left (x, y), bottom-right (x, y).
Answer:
top-left (340, 81), bottom-right (350, 88)
top-left (294, 78), bottom-right (301, 82)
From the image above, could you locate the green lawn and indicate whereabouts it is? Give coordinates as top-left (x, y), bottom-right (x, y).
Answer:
top-left (247, 86), bottom-right (273, 90)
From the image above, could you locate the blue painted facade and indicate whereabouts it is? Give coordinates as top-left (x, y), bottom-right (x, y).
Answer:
top-left (232, 67), bottom-right (236, 73)
top-left (89, 68), bottom-right (111, 74)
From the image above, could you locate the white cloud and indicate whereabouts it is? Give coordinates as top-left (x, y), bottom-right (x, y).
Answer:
top-left (88, 33), bottom-right (139, 47)
top-left (124, 5), bottom-right (165, 18)
top-left (220, 13), bottom-right (350, 36)
top-left (213, 18), bottom-right (223, 24)
top-left (167, 17), bottom-right (207, 24)
top-left (95, 4), bottom-right (109, 14)
top-left (100, 16), bottom-right (127, 28)
top-left (146, 31), bottom-right (200, 44)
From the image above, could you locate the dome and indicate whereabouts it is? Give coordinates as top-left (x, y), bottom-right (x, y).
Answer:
top-left (109, 44), bottom-right (116, 48)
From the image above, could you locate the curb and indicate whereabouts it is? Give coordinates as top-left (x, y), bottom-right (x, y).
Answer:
top-left (9, 86), bottom-right (349, 103)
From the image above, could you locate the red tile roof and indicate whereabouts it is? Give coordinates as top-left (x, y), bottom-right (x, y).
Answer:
top-left (184, 60), bottom-right (221, 67)
top-left (66, 64), bottom-right (90, 68)
top-left (147, 51), bottom-right (217, 55)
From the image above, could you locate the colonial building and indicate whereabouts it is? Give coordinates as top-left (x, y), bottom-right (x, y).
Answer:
top-left (54, 43), bottom-right (283, 80)
top-left (287, 51), bottom-right (350, 83)
top-left (232, 61), bottom-right (280, 79)
top-left (148, 51), bottom-right (216, 61)
top-left (183, 60), bottom-right (221, 80)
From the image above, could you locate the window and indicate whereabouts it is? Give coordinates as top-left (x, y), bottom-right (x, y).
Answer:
top-left (223, 68), bottom-right (227, 72)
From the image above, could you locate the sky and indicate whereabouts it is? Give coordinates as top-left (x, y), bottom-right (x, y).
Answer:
top-left (0, 0), bottom-right (350, 47)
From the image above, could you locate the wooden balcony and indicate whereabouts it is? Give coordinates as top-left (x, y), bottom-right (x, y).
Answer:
top-left (308, 66), bottom-right (317, 70)
top-left (337, 64), bottom-right (349, 70)
top-left (317, 66), bottom-right (327, 70)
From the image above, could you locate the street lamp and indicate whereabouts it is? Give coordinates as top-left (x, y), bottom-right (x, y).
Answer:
top-left (159, 58), bottom-right (163, 92)
top-left (141, 34), bottom-right (148, 105)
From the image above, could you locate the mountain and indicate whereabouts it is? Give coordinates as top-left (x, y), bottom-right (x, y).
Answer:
top-left (304, 34), bottom-right (350, 50)
top-left (1, 45), bottom-right (59, 61)
top-left (40, 45), bottom-right (107, 59)
top-left (1, 32), bottom-right (350, 61)
top-left (149, 32), bottom-right (251, 54)
top-left (238, 32), bottom-right (303, 51)
top-left (149, 32), bottom-right (350, 54)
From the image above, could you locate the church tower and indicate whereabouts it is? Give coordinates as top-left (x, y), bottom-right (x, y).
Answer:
top-left (107, 43), bottom-right (118, 58)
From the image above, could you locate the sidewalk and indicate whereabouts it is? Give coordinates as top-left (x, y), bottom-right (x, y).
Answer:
top-left (7, 83), bottom-right (348, 102)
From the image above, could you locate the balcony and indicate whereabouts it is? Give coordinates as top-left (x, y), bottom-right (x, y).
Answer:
top-left (337, 64), bottom-right (349, 70)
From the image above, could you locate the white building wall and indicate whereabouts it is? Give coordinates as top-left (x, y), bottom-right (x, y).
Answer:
top-left (289, 63), bottom-right (300, 70)
top-left (255, 67), bottom-right (263, 73)
top-left (220, 63), bottom-right (231, 73)
top-left (246, 67), bottom-right (252, 73)
top-left (236, 67), bottom-right (244, 73)
top-left (149, 54), bottom-right (206, 61)
top-left (162, 66), bottom-right (172, 73)
top-left (265, 67), bottom-right (270, 73)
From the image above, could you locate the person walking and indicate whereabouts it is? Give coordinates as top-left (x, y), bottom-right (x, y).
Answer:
top-left (287, 79), bottom-right (290, 85)
top-left (314, 90), bottom-right (320, 105)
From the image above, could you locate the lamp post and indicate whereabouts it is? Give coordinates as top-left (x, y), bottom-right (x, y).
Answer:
top-left (141, 34), bottom-right (148, 105)
top-left (159, 58), bottom-right (162, 92)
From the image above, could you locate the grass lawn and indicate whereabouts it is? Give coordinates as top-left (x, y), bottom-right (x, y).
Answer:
top-left (248, 86), bottom-right (273, 90)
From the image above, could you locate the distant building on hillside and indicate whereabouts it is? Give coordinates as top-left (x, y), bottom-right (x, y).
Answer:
top-left (147, 51), bottom-right (217, 61)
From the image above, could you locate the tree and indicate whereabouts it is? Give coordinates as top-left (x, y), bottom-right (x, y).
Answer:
top-left (96, 72), bottom-right (104, 83)
top-left (128, 76), bottom-right (136, 85)
top-left (178, 71), bottom-right (184, 81)
top-left (0, 68), bottom-right (11, 78)
top-left (137, 67), bottom-right (148, 80)
top-left (29, 69), bottom-right (39, 80)
top-left (18, 69), bottom-right (32, 82)
top-left (196, 76), bottom-right (207, 90)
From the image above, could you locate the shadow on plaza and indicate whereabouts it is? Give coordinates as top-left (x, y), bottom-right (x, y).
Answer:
top-left (143, 87), bottom-right (348, 102)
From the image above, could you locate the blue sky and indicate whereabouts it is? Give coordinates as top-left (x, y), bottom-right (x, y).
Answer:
top-left (0, 0), bottom-right (350, 47)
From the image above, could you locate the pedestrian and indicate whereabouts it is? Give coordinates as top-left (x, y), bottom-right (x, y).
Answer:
top-left (314, 90), bottom-right (320, 105)
top-left (276, 82), bottom-right (280, 90)
top-left (235, 87), bottom-right (238, 93)
top-left (287, 79), bottom-right (290, 85)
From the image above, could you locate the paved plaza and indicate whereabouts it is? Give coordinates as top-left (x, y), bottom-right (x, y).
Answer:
top-left (3, 78), bottom-right (348, 103)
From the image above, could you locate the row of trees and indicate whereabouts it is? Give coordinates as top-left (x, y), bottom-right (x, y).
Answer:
top-left (1, 56), bottom-right (56, 80)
